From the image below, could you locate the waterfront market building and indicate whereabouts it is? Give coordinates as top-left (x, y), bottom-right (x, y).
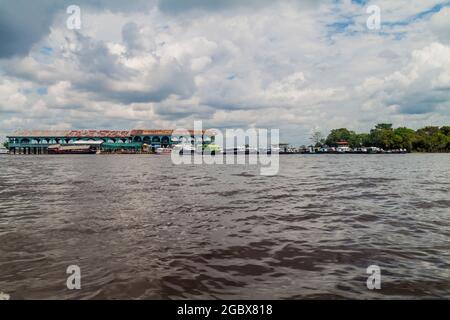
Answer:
top-left (6, 129), bottom-right (214, 154)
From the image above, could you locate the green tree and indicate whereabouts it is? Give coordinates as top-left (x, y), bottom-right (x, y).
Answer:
top-left (370, 124), bottom-right (395, 149)
top-left (417, 126), bottom-right (439, 136)
top-left (439, 126), bottom-right (450, 136)
top-left (324, 124), bottom-right (450, 152)
top-left (375, 123), bottom-right (393, 130)
top-left (414, 126), bottom-right (448, 152)
top-left (442, 126), bottom-right (450, 152)
top-left (325, 128), bottom-right (355, 147)
top-left (393, 127), bottom-right (415, 151)
top-left (347, 133), bottom-right (371, 148)
top-left (2, 141), bottom-right (8, 149)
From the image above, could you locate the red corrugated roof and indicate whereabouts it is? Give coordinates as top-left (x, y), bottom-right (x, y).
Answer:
top-left (67, 130), bottom-right (131, 138)
top-left (131, 129), bottom-right (215, 136)
top-left (9, 129), bottom-right (216, 137)
top-left (10, 130), bottom-right (71, 137)
top-left (130, 130), bottom-right (174, 136)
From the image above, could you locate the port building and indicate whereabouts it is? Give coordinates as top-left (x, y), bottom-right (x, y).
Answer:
top-left (6, 129), bottom-right (214, 154)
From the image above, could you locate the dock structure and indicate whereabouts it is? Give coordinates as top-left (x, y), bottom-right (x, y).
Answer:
top-left (6, 129), bottom-right (214, 154)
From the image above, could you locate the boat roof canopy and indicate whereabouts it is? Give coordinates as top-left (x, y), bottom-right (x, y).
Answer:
top-left (72, 140), bottom-right (103, 145)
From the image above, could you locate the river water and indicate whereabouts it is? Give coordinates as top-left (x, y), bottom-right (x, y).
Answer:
top-left (0, 154), bottom-right (449, 299)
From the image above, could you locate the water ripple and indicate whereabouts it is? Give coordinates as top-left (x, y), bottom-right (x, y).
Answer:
top-left (0, 154), bottom-right (449, 299)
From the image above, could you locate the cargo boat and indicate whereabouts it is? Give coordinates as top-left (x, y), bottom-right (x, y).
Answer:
top-left (48, 144), bottom-right (97, 154)
top-left (155, 147), bottom-right (172, 155)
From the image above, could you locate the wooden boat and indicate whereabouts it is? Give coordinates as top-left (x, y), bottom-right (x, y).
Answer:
top-left (155, 147), bottom-right (172, 155)
top-left (47, 144), bottom-right (97, 154)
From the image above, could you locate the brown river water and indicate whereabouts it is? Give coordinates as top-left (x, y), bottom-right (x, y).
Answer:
top-left (0, 154), bottom-right (449, 299)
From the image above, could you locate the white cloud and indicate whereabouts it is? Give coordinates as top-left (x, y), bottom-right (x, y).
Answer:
top-left (355, 42), bottom-right (450, 120)
top-left (0, 80), bottom-right (28, 112)
top-left (430, 6), bottom-right (450, 43)
top-left (1, 1), bottom-right (450, 144)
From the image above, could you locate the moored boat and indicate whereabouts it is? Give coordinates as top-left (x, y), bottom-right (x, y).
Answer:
top-left (48, 144), bottom-right (97, 154)
top-left (202, 144), bottom-right (222, 154)
top-left (155, 147), bottom-right (172, 155)
top-left (172, 143), bottom-right (195, 155)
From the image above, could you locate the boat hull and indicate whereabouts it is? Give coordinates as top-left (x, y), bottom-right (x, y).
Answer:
top-left (48, 149), bottom-right (97, 155)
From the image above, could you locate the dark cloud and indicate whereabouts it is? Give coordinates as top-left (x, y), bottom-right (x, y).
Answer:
top-left (158, 0), bottom-right (268, 14)
top-left (72, 33), bottom-right (131, 78)
top-left (153, 103), bottom-right (213, 120)
top-left (0, 0), bottom-right (449, 141)
top-left (69, 32), bottom-right (196, 104)
top-left (0, 1), bottom-right (55, 58)
top-left (396, 95), bottom-right (447, 114)
top-left (0, 0), bottom-right (319, 58)
top-left (82, 78), bottom-right (196, 105)
top-left (157, 0), bottom-right (320, 14)
top-left (0, 0), bottom-right (155, 59)
top-left (122, 22), bottom-right (145, 52)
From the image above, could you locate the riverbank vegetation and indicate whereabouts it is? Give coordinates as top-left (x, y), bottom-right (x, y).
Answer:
top-left (317, 124), bottom-right (450, 152)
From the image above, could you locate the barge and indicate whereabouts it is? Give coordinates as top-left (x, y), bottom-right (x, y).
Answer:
top-left (47, 144), bottom-right (97, 154)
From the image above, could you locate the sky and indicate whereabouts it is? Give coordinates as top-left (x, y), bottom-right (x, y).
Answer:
top-left (1, 0), bottom-right (450, 144)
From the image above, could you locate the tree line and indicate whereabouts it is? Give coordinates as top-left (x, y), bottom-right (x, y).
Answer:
top-left (311, 124), bottom-right (450, 152)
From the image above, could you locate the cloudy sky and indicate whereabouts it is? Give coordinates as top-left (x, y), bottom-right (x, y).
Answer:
top-left (1, 0), bottom-right (450, 144)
